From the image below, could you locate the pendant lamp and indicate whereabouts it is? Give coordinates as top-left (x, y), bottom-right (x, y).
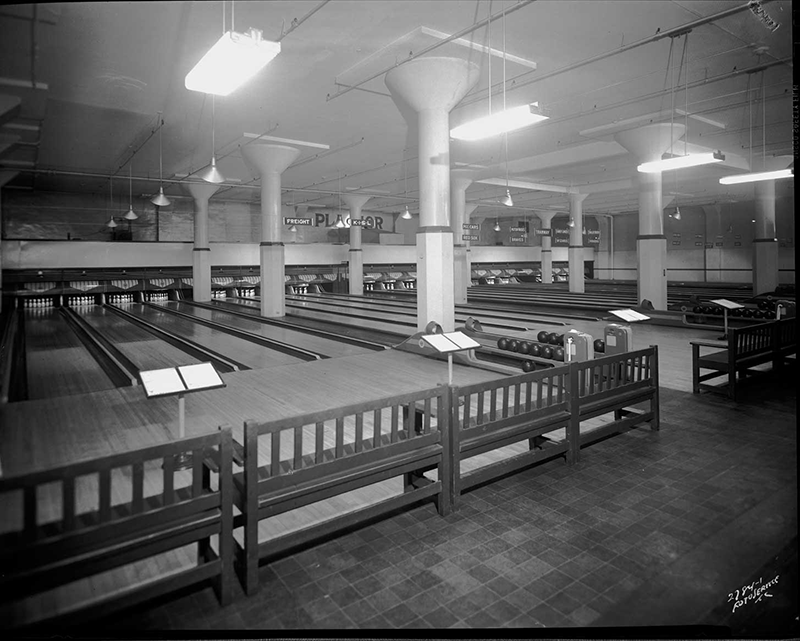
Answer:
top-left (400, 155), bottom-right (413, 219)
top-left (198, 95), bottom-right (226, 183)
top-left (151, 118), bottom-right (171, 206)
top-left (401, 206), bottom-right (413, 220)
top-left (125, 164), bottom-right (138, 220)
top-left (107, 178), bottom-right (118, 228)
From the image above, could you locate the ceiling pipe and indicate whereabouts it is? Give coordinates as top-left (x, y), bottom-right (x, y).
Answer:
top-left (277, 0), bottom-right (331, 41)
top-left (459, 0), bottom-right (782, 108)
top-left (326, 0), bottom-right (536, 102)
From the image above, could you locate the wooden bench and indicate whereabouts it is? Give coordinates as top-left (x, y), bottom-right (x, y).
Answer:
top-left (0, 428), bottom-right (234, 628)
top-left (570, 346), bottom-right (660, 454)
top-left (691, 319), bottom-right (796, 401)
top-left (451, 365), bottom-right (575, 503)
top-left (233, 386), bottom-right (452, 595)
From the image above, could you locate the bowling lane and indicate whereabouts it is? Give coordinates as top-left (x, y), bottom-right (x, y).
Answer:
top-left (23, 309), bottom-right (116, 400)
top-left (75, 305), bottom-right (202, 371)
top-left (128, 303), bottom-right (308, 368)
top-left (164, 302), bottom-right (375, 358)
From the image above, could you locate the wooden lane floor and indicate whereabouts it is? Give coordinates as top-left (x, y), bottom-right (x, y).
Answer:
top-left (22, 307), bottom-right (116, 400)
top-left (75, 304), bottom-right (202, 371)
top-left (164, 301), bottom-right (377, 359)
top-left (0, 349), bottom-right (504, 477)
top-left (127, 302), bottom-right (308, 369)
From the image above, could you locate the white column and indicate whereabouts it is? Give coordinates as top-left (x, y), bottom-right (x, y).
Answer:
top-left (450, 169), bottom-right (474, 304)
top-left (615, 123), bottom-right (686, 310)
top-left (186, 182), bottom-right (219, 303)
top-left (341, 194), bottom-right (372, 296)
top-left (535, 211), bottom-right (556, 284)
top-left (568, 193), bottom-right (588, 293)
top-left (0, 171), bottom-right (19, 314)
top-left (753, 179), bottom-right (778, 295)
top-left (386, 57), bottom-right (480, 331)
top-left (242, 144), bottom-right (301, 317)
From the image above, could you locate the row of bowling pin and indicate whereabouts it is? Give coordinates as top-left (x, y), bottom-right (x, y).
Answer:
top-left (147, 292), bottom-right (170, 301)
top-left (238, 288), bottom-right (257, 297)
top-left (212, 290), bottom-right (227, 299)
top-left (23, 298), bottom-right (55, 308)
top-left (108, 294), bottom-right (135, 303)
top-left (69, 296), bottom-right (95, 307)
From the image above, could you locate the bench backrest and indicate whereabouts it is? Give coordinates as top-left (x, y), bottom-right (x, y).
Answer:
top-left (730, 318), bottom-right (796, 357)
top-left (0, 428), bottom-right (232, 601)
top-left (572, 346), bottom-right (659, 406)
top-left (452, 364), bottom-right (571, 436)
top-left (243, 386), bottom-right (450, 497)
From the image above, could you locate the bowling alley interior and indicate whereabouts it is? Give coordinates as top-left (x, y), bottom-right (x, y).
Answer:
top-left (0, 0), bottom-right (796, 634)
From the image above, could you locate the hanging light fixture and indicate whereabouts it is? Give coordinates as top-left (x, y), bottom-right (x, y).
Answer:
top-left (198, 95), bottom-right (226, 183)
top-left (672, 206), bottom-right (682, 221)
top-left (185, 2), bottom-right (280, 96)
top-left (567, 216), bottom-right (575, 228)
top-left (151, 117), bottom-right (171, 206)
top-left (451, 6), bottom-right (547, 142)
top-left (501, 7), bottom-right (513, 207)
top-left (638, 33), bottom-right (724, 173)
top-left (719, 69), bottom-right (793, 184)
top-left (494, 219), bottom-right (501, 232)
top-left (107, 178), bottom-right (118, 228)
top-left (401, 154), bottom-right (413, 219)
top-left (125, 164), bottom-right (138, 220)
top-left (289, 224), bottom-right (298, 232)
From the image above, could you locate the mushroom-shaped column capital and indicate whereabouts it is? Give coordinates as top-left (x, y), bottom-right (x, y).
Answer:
top-left (341, 193), bottom-right (372, 216)
top-left (385, 57), bottom-right (481, 114)
top-left (614, 123), bottom-right (687, 163)
top-left (185, 181), bottom-right (220, 203)
top-left (535, 210), bottom-right (557, 227)
top-left (242, 143), bottom-right (300, 176)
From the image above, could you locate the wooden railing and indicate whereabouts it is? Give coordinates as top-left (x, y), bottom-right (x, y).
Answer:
top-left (0, 428), bottom-right (233, 628)
top-left (451, 365), bottom-right (574, 501)
top-left (234, 385), bottom-right (452, 595)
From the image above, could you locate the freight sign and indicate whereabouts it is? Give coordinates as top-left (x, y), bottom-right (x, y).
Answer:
top-left (284, 217), bottom-right (312, 225)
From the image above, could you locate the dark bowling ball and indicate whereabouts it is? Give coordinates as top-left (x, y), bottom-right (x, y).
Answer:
top-left (537, 330), bottom-right (549, 343)
top-left (519, 341), bottom-right (531, 355)
top-left (693, 306), bottom-right (702, 314)
top-left (548, 332), bottom-right (559, 344)
top-left (509, 340), bottom-right (520, 352)
top-left (530, 343), bottom-right (542, 357)
top-left (758, 300), bottom-right (768, 310)
top-left (743, 308), bottom-right (754, 318)
top-left (554, 347), bottom-right (565, 361)
top-left (753, 310), bottom-right (764, 319)
top-left (556, 334), bottom-right (565, 346)
top-left (521, 360), bottom-right (536, 372)
top-left (498, 338), bottom-right (508, 350)
top-left (593, 339), bottom-right (605, 353)
top-left (542, 346), bottom-right (554, 359)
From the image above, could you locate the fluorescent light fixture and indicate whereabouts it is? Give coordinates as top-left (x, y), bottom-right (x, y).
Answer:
top-left (637, 151), bottom-right (725, 173)
top-left (185, 29), bottom-right (281, 96)
top-left (450, 103), bottom-right (548, 141)
top-left (719, 168), bottom-right (793, 185)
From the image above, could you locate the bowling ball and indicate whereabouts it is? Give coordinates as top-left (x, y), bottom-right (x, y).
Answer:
top-left (519, 341), bottom-right (531, 355)
top-left (509, 340), bottom-right (520, 352)
top-left (542, 346), bottom-right (554, 359)
top-left (731, 308), bottom-right (742, 317)
top-left (743, 308), bottom-right (754, 318)
top-left (530, 343), bottom-right (542, 357)
top-left (537, 330), bottom-right (549, 343)
top-left (593, 339), bottom-right (605, 353)
top-left (753, 310), bottom-right (764, 319)
top-left (693, 306), bottom-right (702, 314)
top-left (497, 338), bottom-right (508, 350)
top-left (555, 334), bottom-right (565, 346)
top-left (554, 347), bottom-right (565, 361)
top-left (521, 360), bottom-right (536, 372)
top-left (758, 301), bottom-right (768, 310)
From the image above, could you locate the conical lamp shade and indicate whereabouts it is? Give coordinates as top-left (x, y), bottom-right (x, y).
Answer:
top-left (124, 208), bottom-right (138, 221)
top-left (501, 189), bottom-right (513, 207)
top-left (494, 221), bottom-right (501, 232)
top-left (673, 206), bottom-right (681, 221)
top-left (289, 225), bottom-right (298, 232)
top-left (401, 206), bottom-right (412, 220)
top-left (568, 217), bottom-right (575, 228)
top-left (199, 156), bottom-right (225, 184)
top-left (107, 217), bottom-right (118, 229)
top-left (151, 187), bottom-right (171, 207)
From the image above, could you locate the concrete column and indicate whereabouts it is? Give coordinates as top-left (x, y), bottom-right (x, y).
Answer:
top-left (464, 203), bottom-right (478, 294)
top-left (242, 144), bottom-right (301, 317)
top-left (186, 182), bottom-right (219, 303)
top-left (341, 194), bottom-right (372, 296)
top-left (615, 123), bottom-right (686, 310)
top-left (535, 211), bottom-right (556, 284)
top-left (451, 169), bottom-right (474, 304)
top-left (0, 171), bottom-right (19, 314)
top-left (751, 156), bottom-right (791, 295)
top-left (568, 193), bottom-right (588, 294)
top-left (386, 57), bottom-right (480, 331)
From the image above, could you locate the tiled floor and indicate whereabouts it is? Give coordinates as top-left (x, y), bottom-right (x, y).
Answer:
top-left (96, 371), bottom-right (797, 633)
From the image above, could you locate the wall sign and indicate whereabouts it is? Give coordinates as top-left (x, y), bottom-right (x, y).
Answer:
top-left (462, 234), bottom-right (479, 241)
top-left (462, 223), bottom-right (480, 230)
top-left (284, 217), bottom-right (312, 226)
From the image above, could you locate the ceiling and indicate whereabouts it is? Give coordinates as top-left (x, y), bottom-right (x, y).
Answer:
top-left (0, 0), bottom-right (794, 222)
